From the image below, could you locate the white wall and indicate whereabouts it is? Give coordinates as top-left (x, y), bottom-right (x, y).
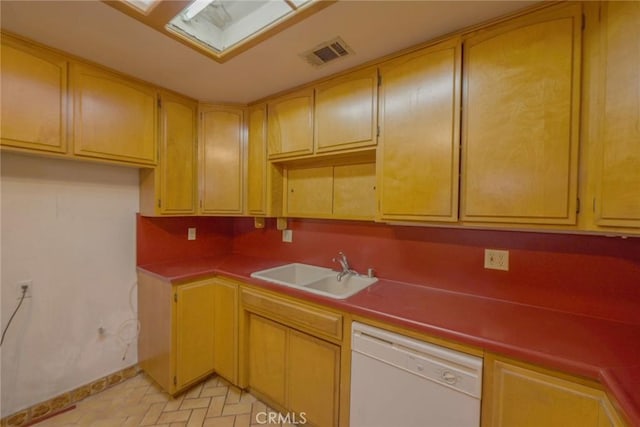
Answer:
top-left (0, 152), bottom-right (139, 417)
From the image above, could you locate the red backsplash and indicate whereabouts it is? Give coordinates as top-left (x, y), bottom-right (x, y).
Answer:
top-left (136, 214), bottom-right (640, 324)
top-left (232, 218), bottom-right (640, 324)
top-left (136, 214), bottom-right (234, 266)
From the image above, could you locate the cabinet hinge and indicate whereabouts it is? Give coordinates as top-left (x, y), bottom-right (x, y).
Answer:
top-left (174, 293), bottom-right (177, 303)
top-left (376, 126), bottom-right (380, 137)
top-left (377, 73), bottom-right (382, 87)
top-left (581, 13), bottom-right (586, 30)
top-left (576, 197), bottom-right (580, 214)
top-left (157, 98), bottom-right (162, 109)
top-left (158, 199), bottom-right (161, 208)
top-left (593, 197), bottom-right (596, 213)
top-left (173, 376), bottom-right (177, 386)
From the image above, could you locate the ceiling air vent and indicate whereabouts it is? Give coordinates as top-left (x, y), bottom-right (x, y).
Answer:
top-left (301, 37), bottom-right (354, 67)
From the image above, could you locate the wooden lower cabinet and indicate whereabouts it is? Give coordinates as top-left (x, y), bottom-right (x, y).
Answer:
top-left (247, 313), bottom-right (340, 427)
top-left (482, 354), bottom-right (626, 427)
top-left (287, 329), bottom-right (340, 427)
top-left (242, 287), bottom-right (342, 427)
top-left (138, 272), bottom-right (238, 394)
top-left (248, 315), bottom-right (287, 404)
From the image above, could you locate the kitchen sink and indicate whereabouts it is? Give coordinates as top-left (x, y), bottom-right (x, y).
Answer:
top-left (250, 263), bottom-right (377, 299)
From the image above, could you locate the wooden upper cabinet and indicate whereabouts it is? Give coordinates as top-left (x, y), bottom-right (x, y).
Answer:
top-left (461, 3), bottom-right (582, 225)
top-left (333, 163), bottom-right (376, 220)
top-left (71, 63), bottom-right (157, 165)
top-left (1, 36), bottom-right (67, 154)
top-left (267, 89), bottom-right (314, 159)
top-left (378, 38), bottom-right (461, 222)
top-left (140, 92), bottom-right (197, 216)
top-left (286, 166), bottom-right (333, 218)
top-left (314, 67), bottom-right (378, 154)
top-left (199, 104), bottom-right (245, 215)
top-left (248, 104), bottom-right (267, 215)
top-left (592, 1), bottom-right (640, 229)
top-left (247, 104), bottom-right (284, 217)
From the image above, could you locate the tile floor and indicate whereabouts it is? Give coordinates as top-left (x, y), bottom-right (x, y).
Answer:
top-left (32, 373), bottom-right (295, 427)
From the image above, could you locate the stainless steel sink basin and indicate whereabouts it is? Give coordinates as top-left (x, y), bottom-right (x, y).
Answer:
top-left (250, 263), bottom-right (377, 299)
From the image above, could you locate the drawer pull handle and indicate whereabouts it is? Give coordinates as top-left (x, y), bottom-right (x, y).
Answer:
top-left (441, 371), bottom-right (457, 384)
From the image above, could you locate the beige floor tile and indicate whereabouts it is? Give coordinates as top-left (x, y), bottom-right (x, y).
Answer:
top-left (184, 384), bottom-right (203, 399)
top-left (140, 402), bottom-right (166, 426)
top-left (239, 393), bottom-right (256, 405)
top-left (203, 415), bottom-right (236, 427)
top-left (140, 392), bottom-right (172, 405)
top-left (225, 387), bottom-right (242, 405)
top-left (186, 407), bottom-right (207, 427)
top-left (180, 397), bottom-right (211, 410)
top-left (221, 402), bottom-right (252, 417)
top-left (25, 374), bottom-right (269, 427)
top-left (233, 413), bottom-right (251, 427)
top-left (200, 386), bottom-right (228, 398)
top-left (202, 377), bottom-right (219, 388)
top-left (156, 410), bottom-right (191, 424)
top-left (88, 417), bottom-right (127, 427)
top-left (250, 401), bottom-right (267, 422)
top-left (206, 396), bottom-right (226, 418)
top-left (122, 415), bottom-right (144, 426)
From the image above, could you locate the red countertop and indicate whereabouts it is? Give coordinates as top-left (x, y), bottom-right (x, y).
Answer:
top-left (137, 254), bottom-right (640, 426)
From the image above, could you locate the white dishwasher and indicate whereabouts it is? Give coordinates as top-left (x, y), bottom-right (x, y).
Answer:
top-left (350, 322), bottom-right (483, 427)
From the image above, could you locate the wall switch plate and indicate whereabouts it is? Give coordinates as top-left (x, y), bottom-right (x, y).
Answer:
top-left (484, 249), bottom-right (509, 271)
top-left (282, 229), bottom-right (293, 243)
top-left (16, 280), bottom-right (33, 298)
top-left (187, 227), bottom-right (196, 241)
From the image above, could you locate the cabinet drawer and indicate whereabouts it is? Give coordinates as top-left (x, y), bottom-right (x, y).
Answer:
top-left (241, 288), bottom-right (342, 341)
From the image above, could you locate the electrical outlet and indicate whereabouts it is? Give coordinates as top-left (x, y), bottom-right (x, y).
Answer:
top-left (282, 229), bottom-right (293, 243)
top-left (187, 227), bottom-right (196, 241)
top-left (16, 280), bottom-right (33, 298)
top-left (484, 249), bottom-right (509, 271)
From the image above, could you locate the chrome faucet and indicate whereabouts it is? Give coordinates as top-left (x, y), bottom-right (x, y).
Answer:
top-left (333, 251), bottom-right (357, 281)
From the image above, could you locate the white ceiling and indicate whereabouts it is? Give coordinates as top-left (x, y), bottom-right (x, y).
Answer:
top-left (0, 0), bottom-right (538, 104)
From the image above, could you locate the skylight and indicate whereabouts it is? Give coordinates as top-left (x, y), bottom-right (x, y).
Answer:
top-left (109, 0), bottom-right (331, 62)
top-left (168, 0), bottom-right (313, 54)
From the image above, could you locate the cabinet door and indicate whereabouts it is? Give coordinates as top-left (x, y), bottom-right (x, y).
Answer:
top-left (286, 166), bottom-right (333, 218)
top-left (200, 105), bottom-right (245, 214)
top-left (248, 104), bottom-right (267, 215)
top-left (461, 4), bottom-right (582, 225)
top-left (267, 89), bottom-right (314, 159)
top-left (593, 1), bottom-right (640, 229)
top-left (378, 39), bottom-right (461, 222)
top-left (483, 356), bottom-right (616, 427)
top-left (247, 104), bottom-right (284, 217)
top-left (212, 279), bottom-right (238, 384)
top-left (1, 36), bottom-right (67, 154)
top-left (287, 330), bottom-right (340, 427)
top-left (248, 315), bottom-right (287, 405)
top-left (315, 68), bottom-right (377, 153)
top-left (71, 64), bottom-right (157, 165)
top-left (333, 163), bottom-right (376, 220)
top-left (175, 280), bottom-right (215, 390)
top-left (141, 92), bottom-right (197, 216)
